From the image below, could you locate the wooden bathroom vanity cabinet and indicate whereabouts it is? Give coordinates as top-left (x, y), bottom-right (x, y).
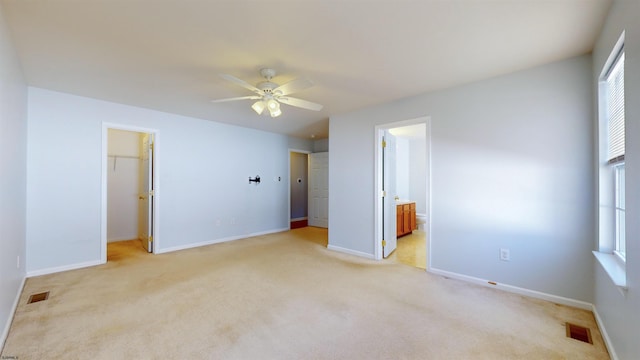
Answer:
top-left (396, 201), bottom-right (416, 237)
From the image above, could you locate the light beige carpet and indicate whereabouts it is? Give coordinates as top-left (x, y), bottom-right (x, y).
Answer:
top-left (2, 227), bottom-right (609, 359)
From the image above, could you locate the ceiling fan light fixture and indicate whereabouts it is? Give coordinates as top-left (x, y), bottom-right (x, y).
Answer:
top-left (267, 98), bottom-right (279, 111)
top-left (251, 100), bottom-right (266, 115)
top-left (214, 69), bottom-right (322, 118)
top-left (267, 98), bottom-right (281, 117)
top-left (269, 107), bottom-right (282, 118)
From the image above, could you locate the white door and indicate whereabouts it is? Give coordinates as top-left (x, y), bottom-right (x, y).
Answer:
top-left (382, 131), bottom-right (397, 258)
top-left (138, 133), bottom-right (154, 252)
top-left (308, 152), bottom-right (329, 228)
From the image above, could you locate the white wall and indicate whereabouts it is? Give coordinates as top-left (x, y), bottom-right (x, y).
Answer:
top-left (329, 55), bottom-right (594, 302)
top-left (592, 1), bottom-right (640, 358)
top-left (395, 137), bottom-right (410, 200)
top-left (0, 2), bottom-right (27, 347)
top-left (288, 136), bottom-right (313, 153)
top-left (107, 129), bottom-right (140, 242)
top-left (313, 138), bottom-right (329, 152)
top-left (26, 87), bottom-right (292, 273)
top-left (409, 138), bottom-right (427, 215)
top-left (108, 128), bottom-right (140, 157)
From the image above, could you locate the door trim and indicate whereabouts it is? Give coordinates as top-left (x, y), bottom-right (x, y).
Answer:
top-left (374, 117), bottom-right (431, 266)
top-left (101, 122), bottom-right (160, 263)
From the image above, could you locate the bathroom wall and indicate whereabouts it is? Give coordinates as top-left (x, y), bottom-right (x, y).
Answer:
top-left (409, 137), bottom-right (427, 215)
top-left (390, 124), bottom-right (427, 214)
top-left (395, 137), bottom-right (410, 200)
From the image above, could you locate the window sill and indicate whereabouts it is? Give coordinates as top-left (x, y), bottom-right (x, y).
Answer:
top-left (593, 251), bottom-right (627, 290)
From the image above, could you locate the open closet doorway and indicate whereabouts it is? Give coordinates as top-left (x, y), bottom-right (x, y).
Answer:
top-left (289, 150), bottom-right (310, 229)
top-left (374, 117), bottom-right (431, 270)
top-left (101, 124), bottom-right (159, 263)
top-left (288, 149), bottom-right (329, 230)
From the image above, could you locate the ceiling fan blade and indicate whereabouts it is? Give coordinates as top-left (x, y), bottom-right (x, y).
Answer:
top-left (278, 97), bottom-right (323, 111)
top-left (273, 78), bottom-right (313, 96)
top-left (211, 95), bottom-right (262, 103)
top-left (220, 74), bottom-right (263, 95)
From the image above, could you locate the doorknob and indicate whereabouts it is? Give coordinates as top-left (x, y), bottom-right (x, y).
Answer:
top-left (139, 196), bottom-right (146, 200)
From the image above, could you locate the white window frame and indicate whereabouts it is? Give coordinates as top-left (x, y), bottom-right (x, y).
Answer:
top-left (613, 163), bottom-right (625, 261)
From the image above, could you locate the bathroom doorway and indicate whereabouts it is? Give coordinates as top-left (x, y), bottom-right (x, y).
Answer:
top-left (374, 117), bottom-right (431, 270)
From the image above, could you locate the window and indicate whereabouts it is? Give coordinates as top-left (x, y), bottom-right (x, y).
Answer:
top-left (614, 163), bottom-right (625, 259)
top-left (604, 48), bottom-right (625, 260)
top-left (595, 35), bottom-right (626, 288)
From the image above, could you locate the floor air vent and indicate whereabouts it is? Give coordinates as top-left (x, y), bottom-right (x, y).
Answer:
top-left (27, 291), bottom-right (49, 304)
top-left (566, 323), bottom-right (593, 344)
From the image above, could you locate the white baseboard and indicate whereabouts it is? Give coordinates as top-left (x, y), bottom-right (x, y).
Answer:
top-left (1, 275), bottom-right (26, 352)
top-left (26, 259), bottom-right (104, 278)
top-left (428, 267), bottom-right (593, 310)
top-left (327, 244), bottom-right (375, 260)
top-left (156, 227), bottom-right (289, 254)
top-left (290, 217), bottom-right (308, 222)
top-left (26, 228), bottom-right (290, 275)
top-left (592, 305), bottom-right (618, 360)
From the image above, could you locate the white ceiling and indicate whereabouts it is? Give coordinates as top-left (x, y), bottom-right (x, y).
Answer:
top-left (1, 0), bottom-right (611, 139)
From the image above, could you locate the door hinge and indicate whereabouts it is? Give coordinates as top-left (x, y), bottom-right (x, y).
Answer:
top-left (150, 141), bottom-right (154, 150)
top-left (149, 190), bottom-right (155, 197)
top-left (382, 140), bottom-right (386, 148)
top-left (382, 239), bottom-right (387, 247)
top-left (381, 190), bottom-right (387, 197)
top-left (149, 235), bottom-right (153, 243)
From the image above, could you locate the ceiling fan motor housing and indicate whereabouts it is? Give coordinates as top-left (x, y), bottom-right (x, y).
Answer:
top-left (260, 68), bottom-right (276, 80)
top-left (257, 81), bottom-right (279, 94)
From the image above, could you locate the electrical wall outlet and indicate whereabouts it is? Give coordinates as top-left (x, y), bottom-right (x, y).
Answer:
top-left (500, 248), bottom-right (510, 261)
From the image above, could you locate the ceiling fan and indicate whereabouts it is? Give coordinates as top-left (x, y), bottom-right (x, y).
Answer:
top-left (212, 68), bottom-right (323, 117)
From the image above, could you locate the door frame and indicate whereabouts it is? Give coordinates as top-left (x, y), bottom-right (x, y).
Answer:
top-left (101, 122), bottom-right (160, 262)
top-left (374, 116), bottom-right (432, 266)
top-left (288, 149), bottom-right (311, 229)
top-left (381, 129), bottom-right (398, 258)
